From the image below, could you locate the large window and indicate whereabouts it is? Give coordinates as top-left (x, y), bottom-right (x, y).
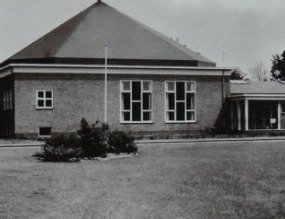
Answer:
top-left (120, 81), bottom-right (152, 123)
top-left (36, 90), bottom-right (53, 109)
top-left (165, 81), bottom-right (196, 122)
top-left (2, 90), bottom-right (13, 111)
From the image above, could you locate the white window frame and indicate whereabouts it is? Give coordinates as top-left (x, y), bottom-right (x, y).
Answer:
top-left (36, 90), bottom-right (53, 109)
top-left (165, 81), bottom-right (196, 123)
top-left (120, 80), bottom-right (153, 124)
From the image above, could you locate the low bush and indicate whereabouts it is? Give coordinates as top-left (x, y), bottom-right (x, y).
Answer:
top-left (34, 118), bottom-right (138, 162)
top-left (34, 134), bottom-right (81, 162)
top-left (77, 119), bottom-right (109, 158)
top-left (108, 131), bottom-right (137, 154)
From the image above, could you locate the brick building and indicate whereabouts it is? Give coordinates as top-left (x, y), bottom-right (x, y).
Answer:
top-left (0, 1), bottom-right (232, 137)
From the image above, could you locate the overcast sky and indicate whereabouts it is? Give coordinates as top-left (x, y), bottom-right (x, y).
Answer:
top-left (0, 0), bottom-right (285, 74)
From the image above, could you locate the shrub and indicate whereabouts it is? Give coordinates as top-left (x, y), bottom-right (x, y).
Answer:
top-left (34, 134), bottom-right (81, 162)
top-left (108, 130), bottom-right (137, 154)
top-left (77, 118), bottom-right (109, 158)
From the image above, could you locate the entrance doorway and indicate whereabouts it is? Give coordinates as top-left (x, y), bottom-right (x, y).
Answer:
top-left (249, 101), bottom-right (278, 130)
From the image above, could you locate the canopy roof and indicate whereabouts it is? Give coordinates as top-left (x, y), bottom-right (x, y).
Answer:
top-left (230, 81), bottom-right (285, 95)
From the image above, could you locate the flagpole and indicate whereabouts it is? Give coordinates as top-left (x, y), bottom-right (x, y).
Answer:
top-left (104, 44), bottom-right (108, 123)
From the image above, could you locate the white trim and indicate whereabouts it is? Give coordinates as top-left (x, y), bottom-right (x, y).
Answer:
top-left (0, 63), bottom-right (232, 76)
top-left (165, 81), bottom-right (196, 123)
top-left (36, 90), bottom-right (53, 109)
top-left (120, 80), bottom-right (153, 124)
top-left (229, 94), bottom-right (285, 98)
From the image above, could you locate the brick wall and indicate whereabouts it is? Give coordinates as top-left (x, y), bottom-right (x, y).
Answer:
top-left (14, 73), bottom-right (230, 137)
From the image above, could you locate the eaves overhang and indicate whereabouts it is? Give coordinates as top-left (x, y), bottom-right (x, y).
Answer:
top-left (0, 63), bottom-right (233, 77)
top-left (228, 93), bottom-right (285, 101)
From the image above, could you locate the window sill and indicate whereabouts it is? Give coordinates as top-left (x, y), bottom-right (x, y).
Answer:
top-left (120, 121), bottom-right (154, 124)
top-left (36, 107), bottom-right (54, 110)
top-left (165, 121), bottom-right (197, 124)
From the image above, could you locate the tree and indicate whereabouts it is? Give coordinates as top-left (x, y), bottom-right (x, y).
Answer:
top-left (230, 68), bottom-right (247, 80)
top-left (250, 61), bottom-right (269, 81)
top-left (271, 51), bottom-right (285, 80)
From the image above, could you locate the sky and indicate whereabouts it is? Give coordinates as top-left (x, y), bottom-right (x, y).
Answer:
top-left (0, 0), bottom-right (285, 74)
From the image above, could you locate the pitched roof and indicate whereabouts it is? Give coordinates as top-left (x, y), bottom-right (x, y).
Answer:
top-left (5, 1), bottom-right (215, 67)
top-left (230, 81), bottom-right (285, 94)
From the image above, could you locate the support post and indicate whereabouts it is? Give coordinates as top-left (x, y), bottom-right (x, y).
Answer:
top-left (278, 101), bottom-right (281, 130)
top-left (237, 101), bottom-right (241, 131)
top-left (245, 99), bottom-right (249, 131)
top-left (230, 102), bottom-right (234, 130)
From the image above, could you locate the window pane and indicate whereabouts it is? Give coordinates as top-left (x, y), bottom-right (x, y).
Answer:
top-left (38, 91), bottom-right (44, 98)
top-left (168, 112), bottom-right (175, 121)
top-left (186, 82), bottom-right (194, 91)
top-left (123, 112), bottom-right (130, 121)
top-left (167, 82), bottom-right (175, 91)
top-left (187, 112), bottom-right (195, 121)
top-left (143, 82), bottom-right (151, 91)
top-left (186, 93), bottom-right (195, 110)
top-left (176, 102), bottom-right (185, 121)
top-left (132, 82), bottom-right (141, 100)
top-left (176, 82), bottom-right (185, 100)
top-left (143, 93), bottom-right (151, 110)
top-left (167, 93), bottom-right (175, 110)
top-left (122, 81), bottom-right (130, 91)
top-left (46, 91), bottom-right (52, 98)
top-left (143, 112), bottom-right (151, 121)
top-left (38, 100), bottom-right (44, 107)
top-left (132, 102), bottom-right (141, 121)
top-left (123, 93), bottom-right (131, 110)
top-left (46, 100), bottom-right (52, 107)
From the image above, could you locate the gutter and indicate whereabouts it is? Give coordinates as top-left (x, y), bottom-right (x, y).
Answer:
top-left (0, 63), bottom-right (233, 72)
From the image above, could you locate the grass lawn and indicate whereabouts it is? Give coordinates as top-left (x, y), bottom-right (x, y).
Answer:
top-left (0, 141), bottom-right (285, 218)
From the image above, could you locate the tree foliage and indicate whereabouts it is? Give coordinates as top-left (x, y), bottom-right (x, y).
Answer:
top-left (250, 61), bottom-right (269, 81)
top-left (230, 68), bottom-right (246, 80)
top-left (271, 51), bottom-right (285, 80)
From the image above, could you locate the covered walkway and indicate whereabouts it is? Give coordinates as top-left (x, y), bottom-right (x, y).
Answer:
top-left (229, 81), bottom-right (285, 131)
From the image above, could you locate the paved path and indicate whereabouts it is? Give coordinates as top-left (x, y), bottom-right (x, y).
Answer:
top-left (136, 136), bottom-right (285, 144)
top-left (0, 139), bottom-right (43, 147)
top-left (1, 136), bottom-right (285, 147)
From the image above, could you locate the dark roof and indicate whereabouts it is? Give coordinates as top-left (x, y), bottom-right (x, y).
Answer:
top-left (230, 81), bottom-right (285, 94)
top-left (3, 1), bottom-right (215, 67)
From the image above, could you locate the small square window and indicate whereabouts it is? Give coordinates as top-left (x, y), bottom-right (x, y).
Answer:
top-left (37, 90), bottom-right (53, 109)
top-left (39, 127), bottom-right (51, 137)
